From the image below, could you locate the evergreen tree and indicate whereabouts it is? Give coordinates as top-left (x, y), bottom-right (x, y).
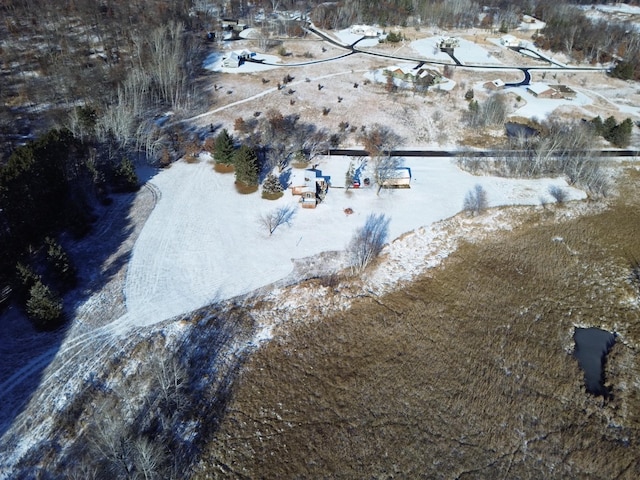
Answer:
top-left (45, 237), bottom-right (77, 288)
top-left (611, 61), bottom-right (634, 80)
top-left (113, 157), bottom-right (139, 192)
top-left (610, 118), bottom-right (634, 148)
top-left (234, 145), bottom-right (259, 186)
top-left (214, 129), bottom-right (235, 165)
top-left (345, 160), bottom-right (356, 189)
top-left (591, 116), bottom-right (604, 135)
top-left (262, 173), bottom-right (283, 195)
top-left (603, 116), bottom-right (618, 140)
top-left (26, 279), bottom-right (63, 330)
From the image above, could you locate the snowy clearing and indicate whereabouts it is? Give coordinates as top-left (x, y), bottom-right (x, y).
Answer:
top-left (203, 51), bottom-right (282, 73)
top-left (122, 156), bottom-right (584, 327)
top-left (410, 36), bottom-right (503, 65)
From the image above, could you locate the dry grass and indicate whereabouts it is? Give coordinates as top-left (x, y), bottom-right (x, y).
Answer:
top-left (234, 182), bottom-right (259, 194)
top-left (261, 191), bottom-right (284, 200)
top-left (213, 163), bottom-right (235, 174)
top-left (195, 168), bottom-right (640, 479)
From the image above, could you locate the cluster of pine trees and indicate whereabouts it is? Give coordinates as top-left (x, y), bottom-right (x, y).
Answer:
top-left (0, 129), bottom-right (139, 329)
top-left (591, 116), bottom-right (635, 148)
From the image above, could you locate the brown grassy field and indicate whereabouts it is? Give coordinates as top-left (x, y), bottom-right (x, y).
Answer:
top-left (194, 167), bottom-right (640, 479)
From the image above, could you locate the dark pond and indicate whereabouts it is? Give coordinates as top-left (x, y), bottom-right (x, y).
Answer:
top-left (505, 121), bottom-right (539, 139)
top-left (573, 327), bottom-right (616, 397)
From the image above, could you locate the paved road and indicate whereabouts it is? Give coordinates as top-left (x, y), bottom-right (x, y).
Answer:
top-left (326, 149), bottom-right (640, 158)
top-left (296, 24), bottom-right (611, 86)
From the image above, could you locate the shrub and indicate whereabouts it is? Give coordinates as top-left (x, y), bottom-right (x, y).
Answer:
top-left (262, 173), bottom-right (284, 197)
top-left (45, 237), bottom-right (77, 288)
top-left (548, 185), bottom-right (567, 204)
top-left (113, 157), bottom-right (139, 192)
top-left (26, 279), bottom-right (63, 330)
top-left (386, 31), bottom-right (403, 43)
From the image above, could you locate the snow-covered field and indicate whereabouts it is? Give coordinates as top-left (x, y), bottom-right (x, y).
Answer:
top-left (203, 51), bottom-right (282, 73)
top-left (122, 156), bottom-right (584, 327)
top-left (410, 36), bottom-right (503, 65)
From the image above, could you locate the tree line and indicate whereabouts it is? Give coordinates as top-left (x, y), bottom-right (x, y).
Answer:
top-left (0, 128), bottom-right (139, 329)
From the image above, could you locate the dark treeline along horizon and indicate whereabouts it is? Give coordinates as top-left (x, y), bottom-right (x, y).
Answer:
top-left (0, 0), bottom-right (638, 329)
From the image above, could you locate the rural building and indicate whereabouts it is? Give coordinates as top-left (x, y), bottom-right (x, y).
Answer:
top-left (300, 191), bottom-right (318, 208)
top-left (526, 83), bottom-right (577, 99)
top-left (385, 66), bottom-right (439, 88)
top-left (290, 168), bottom-right (330, 207)
top-left (526, 83), bottom-right (555, 98)
top-left (381, 167), bottom-right (412, 188)
top-left (439, 36), bottom-right (460, 51)
top-left (221, 50), bottom-right (255, 68)
top-left (350, 25), bottom-right (381, 37)
top-left (500, 35), bottom-right (521, 47)
top-left (519, 15), bottom-right (546, 31)
top-left (549, 84), bottom-right (577, 100)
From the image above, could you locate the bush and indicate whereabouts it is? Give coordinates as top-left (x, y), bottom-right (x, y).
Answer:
top-left (548, 185), bottom-right (567, 204)
top-left (262, 173), bottom-right (284, 198)
top-left (112, 157), bottom-right (139, 192)
top-left (348, 213), bottom-right (390, 273)
top-left (26, 279), bottom-right (64, 330)
top-left (463, 185), bottom-right (488, 216)
top-left (45, 237), bottom-right (77, 288)
top-left (385, 31), bottom-right (403, 43)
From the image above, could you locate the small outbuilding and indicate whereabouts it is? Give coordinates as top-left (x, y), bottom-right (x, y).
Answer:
top-left (500, 35), bottom-right (521, 48)
top-left (381, 167), bottom-right (412, 188)
top-left (350, 25), bottom-right (381, 37)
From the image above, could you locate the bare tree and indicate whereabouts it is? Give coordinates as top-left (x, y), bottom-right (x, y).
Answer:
top-left (347, 213), bottom-right (391, 273)
top-left (359, 124), bottom-right (404, 195)
top-left (259, 204), bottom-right (296, 235)
top-left (463, 184), bottom-right (489, 216)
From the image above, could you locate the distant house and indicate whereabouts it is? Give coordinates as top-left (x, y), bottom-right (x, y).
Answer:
top-left (439, 36), bottom-right (459, 52)
top-left (500, 35), bottom-right (521, 48)
top-left (221, 50), bottom-right (255, 68)
top-left (386, 66), bottom-right (439, 88)
top-left (526, 83), bottom-right (555, 98)
top-left (549, 84), bottom-right (577, 100)
top-left (519, 15), bottom-right (546, 31)
top-left (381, 167), bottom-right (412, 188)
top-left (484, 79), bottom-right (505, 90)
top-left (350, 25), bottom-right (381, 37)
top-left (527, 83), bottom-right (577, 100)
